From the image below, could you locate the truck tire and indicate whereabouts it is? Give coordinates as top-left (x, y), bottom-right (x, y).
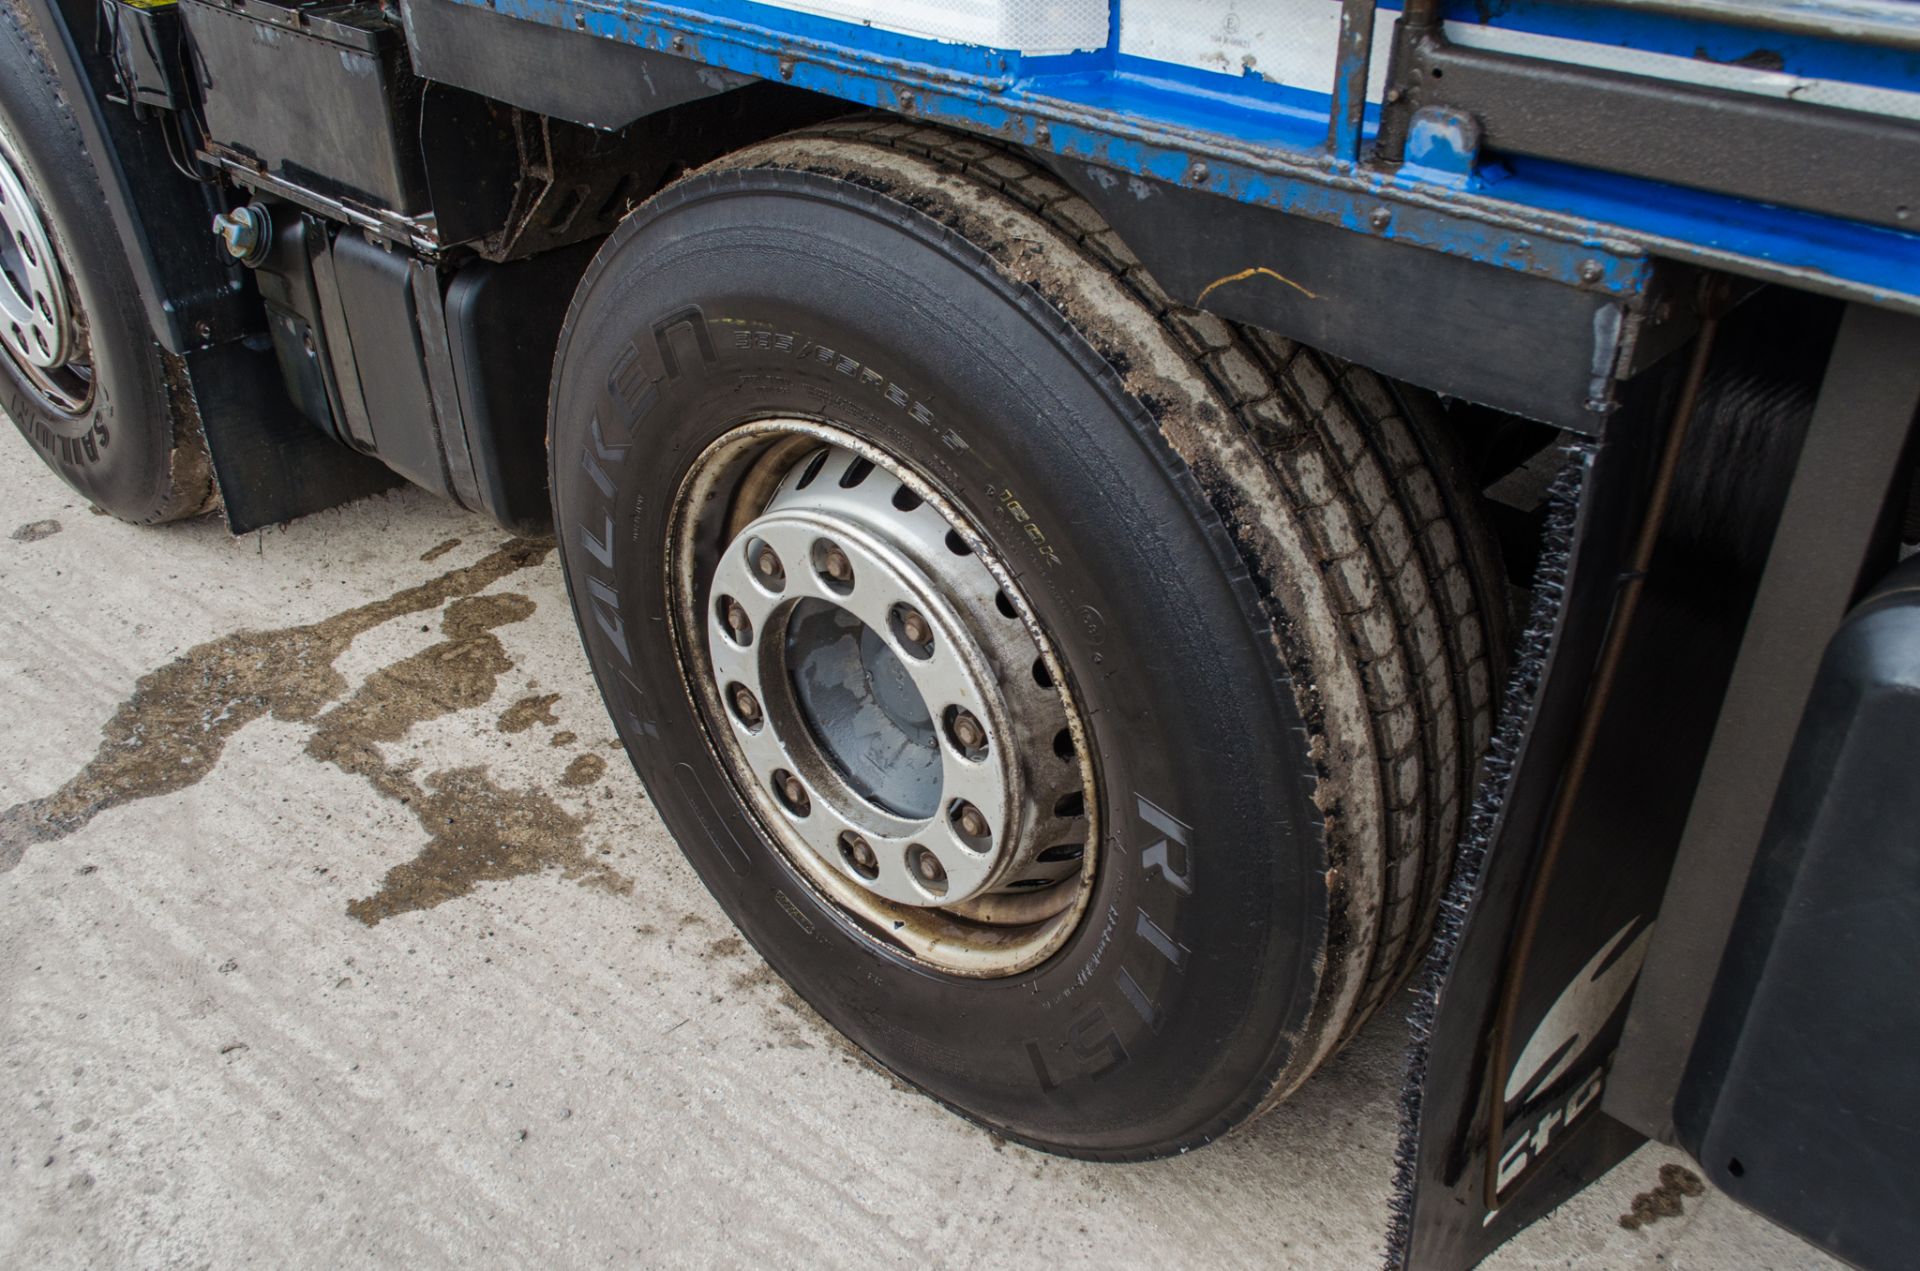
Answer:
top-left (0, 0), bottom-right (213, 523)
top-left (549, 119), bottom-right (1504, 1158)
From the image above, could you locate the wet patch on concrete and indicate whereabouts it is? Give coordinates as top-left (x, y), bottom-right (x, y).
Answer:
top-left (1620, 1162), bottom-right (1706, 1231)
top-left (559, 754), bottom-right (606, 788)
top-left (419, 537), bottom-right (462, 563)
top-left (0, 538), bottom-right (631, 931)
top-left (344, 764), bottom-right (630, 925)
top-left (497, 694), bottom-right (561, 734)
top-left (11, 519), bottom-right (61, 542)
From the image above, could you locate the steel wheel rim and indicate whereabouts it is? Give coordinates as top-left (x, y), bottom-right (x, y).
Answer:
top-left (0, 129), bottom-right (90, 415)
top-left (670, 420), bottom-right (1099, 977)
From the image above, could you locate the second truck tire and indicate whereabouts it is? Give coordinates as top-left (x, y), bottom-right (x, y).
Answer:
top-left (549, 119), bottom-right (1505, 1158)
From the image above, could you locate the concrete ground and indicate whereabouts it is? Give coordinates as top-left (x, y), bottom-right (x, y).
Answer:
top-left (0, 439), bottom-right (1836, 1270)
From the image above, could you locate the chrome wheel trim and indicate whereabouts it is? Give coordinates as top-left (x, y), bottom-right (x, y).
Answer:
top-left (0, 128), bottom-right (88, 414)
top-left (671, 420), bottom-right (1099, 978)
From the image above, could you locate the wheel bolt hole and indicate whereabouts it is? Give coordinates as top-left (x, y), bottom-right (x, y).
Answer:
top-left (839, 831), bottom-right (879, 880)
top-left (811, 540), bottom-right (855, 595)
top-left (716, 595), bottom-right (753, 646)
top-left (727, 683), bottom-right (762, 731)
top-left (1053, 728), bottom-right (1075, 760)
top-left (948, 799), bottom-right (991, 848)
top-left (908, 844), bottom-right (948, 895)
top-left (773, 769), bottom-right (810, 816)
top-left (890, 604), bottom-right (934, 659)
top-left (942, 706), bottom-right (989, 760)
top-left (747, 538), bottom-right (785, 591)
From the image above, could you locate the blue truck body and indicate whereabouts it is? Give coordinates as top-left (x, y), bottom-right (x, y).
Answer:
top-left (457, 0), bottom-right (1920, 308)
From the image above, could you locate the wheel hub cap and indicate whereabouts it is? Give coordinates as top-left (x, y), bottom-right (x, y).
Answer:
top-left (702, 442), bottom-right (1086, 912)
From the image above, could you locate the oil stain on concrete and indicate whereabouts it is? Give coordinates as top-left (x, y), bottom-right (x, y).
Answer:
top-left (497, 693), bottom-right (561, 733)
top-left (1619, 1162), bottom-right (1706, 1231)
top-left (0, 536), bottom-right (634, 925)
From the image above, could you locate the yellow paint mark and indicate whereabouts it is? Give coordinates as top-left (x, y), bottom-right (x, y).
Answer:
top-left (1195, 266), bottom-right (1319, 304)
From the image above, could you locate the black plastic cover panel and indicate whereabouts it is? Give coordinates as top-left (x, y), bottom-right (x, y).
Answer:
top-left (1677, 553), bottom-right (1920, 1271)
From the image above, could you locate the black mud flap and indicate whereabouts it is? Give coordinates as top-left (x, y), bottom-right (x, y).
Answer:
top-left (186, 339), bottom-right (401, 535)
top-left (1390, 290), bottom-right (1850, 1269)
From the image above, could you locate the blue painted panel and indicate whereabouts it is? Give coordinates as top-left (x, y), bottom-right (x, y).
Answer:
top-left (459, 0), bottom-right (1920, 312)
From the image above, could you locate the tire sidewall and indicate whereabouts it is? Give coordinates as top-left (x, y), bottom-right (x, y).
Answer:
top-left (550, 168), bottom-right (1329, 1156)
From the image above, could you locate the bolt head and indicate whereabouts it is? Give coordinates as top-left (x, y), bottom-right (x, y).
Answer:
top-left (756, 548), bottom-right (781, 578)
top-left (1579, 259), bottom-right (1606, 284)
top-left (732, 686), bottom-right (761, 724)
top-left (952, 712), bottom-right (983, 750)
top-left (726, 601), bottom-right (749, 633)
top-left (823, 549), bottom-right (850, 580)
top-left (901, 610), bottom-right (928, 644)
top-left (780, 774), bottom-right (809, 813)
top-left (956, 803), bottom-right (989, 839)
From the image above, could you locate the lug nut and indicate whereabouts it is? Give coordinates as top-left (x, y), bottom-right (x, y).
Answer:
top-left (951, 710), bottom-right (984, 752)
top-left (952, 800), bottom-right (989, 841)
top-left (840, 831), bottom-right (878, 879)
top-left (731, 685), bottom-right (761, 726)
top-left (821, 546), bottom-right (851, 583)
top-left (910, 845), bottom-right (947, 893)
top-left (755, 546), bottom-right (784, 582)
top-left (722, 597), bottom-right (752, 643)
top-left (891, 604), bottom-right (934, 657)
top-left (775, 771), bottom-right (810, 816)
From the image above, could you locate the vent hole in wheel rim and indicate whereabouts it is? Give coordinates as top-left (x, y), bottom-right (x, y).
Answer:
top-left (1032, 658), bottom-right (1054, 689)
top-left (839, 457), bottom-right (875, 488)
top-left (1037, 843), bottom-right (1083, 863)
top-left (795, 448), bottom-right (829, 489)
top-left (1053, 728), bottom-right (1074, 760)
top-left (1053, 790), bottom-right (1084, 818)
top-left (944, 529), bottom-right (972, 555)
top-left (994, 590), bottom-right (1017, 620)
top-left (891, 484), bottom-right (923, 512)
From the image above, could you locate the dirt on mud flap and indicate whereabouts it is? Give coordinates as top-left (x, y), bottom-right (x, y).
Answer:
top-left (0, 536), bottom-right (632, 923)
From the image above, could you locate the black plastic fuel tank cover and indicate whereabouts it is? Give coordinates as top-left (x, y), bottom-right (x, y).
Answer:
top-left (1676, 552), bottom-right (1920, 1271)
